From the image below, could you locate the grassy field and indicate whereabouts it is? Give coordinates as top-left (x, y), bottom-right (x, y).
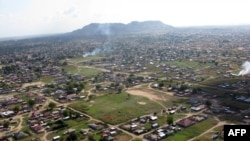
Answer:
top-left (61, 65), bottom-right (78, 74)
top-left (168, 61), bottom-right (213, 69)
top-left (201, 77), bottom-right (243, 86)
top-left (67, 56), bottom-right (104, 63)
top-left (40, 76), bottom-right (54, 83)
top-left (78, 67), bottom-right (102, 76)
top-left (193, 125), bottom-right (224, 141)
top-left (60, 65), bottom-right (102, 76)
top-left (164, 118), bottom-right (218, 141)
top-left (70, 92), bottom-right (163, 124)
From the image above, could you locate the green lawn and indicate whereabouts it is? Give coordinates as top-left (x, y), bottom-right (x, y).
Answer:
top-left (69, 93), bottom-right (163, 124)
top-left (164, 118), bottom-right (218, 141)
top-left (78, 67), bottom-right (102, 76)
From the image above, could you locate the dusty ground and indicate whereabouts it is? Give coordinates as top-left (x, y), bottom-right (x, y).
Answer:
top-left (126, 89), bottom-right (161, 101)
top-left (137, 101), bottom-right (147, 105)
top-left (22, 81), bottom-right (44, 88)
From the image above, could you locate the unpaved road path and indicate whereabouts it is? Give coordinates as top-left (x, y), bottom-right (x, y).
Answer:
top-left (188, 120), bottom-right (228, 141)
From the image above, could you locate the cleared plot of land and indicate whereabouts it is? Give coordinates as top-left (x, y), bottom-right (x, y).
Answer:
top-left (126, 88), bottom-right (179, 107)
top-left (21, 81), bottom-right (44, 88)
top-left (164, 118), bottom-right (218, 141)
top-left (78, 67), bottom-right (102, 76)
top-left (69, 93), bottom-right (163, 124)
top-left (126, 89), bottom-right (161, 101)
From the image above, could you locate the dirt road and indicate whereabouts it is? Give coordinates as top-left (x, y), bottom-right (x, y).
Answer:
top-left (188, 120), bottom-right (228, 141)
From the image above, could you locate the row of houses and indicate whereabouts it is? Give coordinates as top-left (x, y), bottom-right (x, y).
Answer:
top-left (144, 114), bottom-right (208, 141)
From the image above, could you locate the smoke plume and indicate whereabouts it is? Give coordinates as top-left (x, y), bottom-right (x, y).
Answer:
top-left (83, 45), bottom-right (113, 57)
top-left (238, 61), bottom-right (250, 76)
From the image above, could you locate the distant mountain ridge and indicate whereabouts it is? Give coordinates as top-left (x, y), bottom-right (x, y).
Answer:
top-left (69, 21), bottom-right (174, 37)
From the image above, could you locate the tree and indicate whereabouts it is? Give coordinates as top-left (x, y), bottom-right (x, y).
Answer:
top-left (192, 88), bottom-right (198, 94)
top-left (63, 109), bottom-right (70, 117)
top-left (13, 105), bottom-right (20, 113)
top-left (48, 102), bottom-right (56, 111)
top-left (27, 99), bottom-right (36, 108)
top-left (159, 81), bottom-right (164, 88)
top-left (117, 87), bottom-right (122, 93)
top-left (167, 115), bottom-right (174, 125)
top-left (66, 132), bottom-right (77, 141)
top-left (95, 84), bottom-right (101, 90)
top-left (3, 120), bottom-right (10, 128)
top-left (205, 100), bottom-right (212, 108)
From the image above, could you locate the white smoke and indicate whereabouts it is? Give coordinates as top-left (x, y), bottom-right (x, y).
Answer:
top-left (83, 45), bottom-right (113, 57)
top-left (83, 48), bottom-right (102, 57)
top-left (238, 61), bottom-right (250, 76)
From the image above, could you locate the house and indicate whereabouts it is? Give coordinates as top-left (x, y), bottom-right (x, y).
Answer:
top-left (169, 110), bottom-right (175, 114)
top-left (151, 123), bottom-right (159, 128)
top-left (66, 94), bottom-right (77, 100)
top-left (152, 83), bottom-right (159, 88)
top-left (191, 106), bottom-right (201, 112)
top-left (177, 118), bottom-right (195, 127)
top-left (150, 116), bottom-right (158, 121)
top-left (158, 132), bottom-right (166, 139)
top-left (14, 132), bottom-right (28, 140)
top-left (188, 99), bottom-right (200, 106)
top-left (102, 136), bottom-right (114, 141)
top-left (80, 129), bottom-right (88, 135)
top-left (0, 111), bottom-right (14, 117)
top-left (88, 123), bottom-right (99, 130)
top-left (130, 123), bottom-right (138, 129)
top-left (53, 136), bottom-right (60, 141)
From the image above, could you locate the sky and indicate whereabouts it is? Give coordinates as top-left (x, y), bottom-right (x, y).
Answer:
top-left (0, 0), bottom-right (250, 38)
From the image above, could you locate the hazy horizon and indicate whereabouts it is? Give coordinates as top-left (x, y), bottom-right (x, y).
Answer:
top-left (1, 0), bottom-right (250, 38)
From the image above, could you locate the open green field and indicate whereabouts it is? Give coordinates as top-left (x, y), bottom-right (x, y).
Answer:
top-left (164, 118), bottom-right (218, 141)
top-left (70, 93), bottom-right (163, 124)
top-left (78, 67), bottom-right (102, 76)
top-left (40, 76), bottom-right (54, 83)
top-left (61, 65), bottom-right (78, 74)
top-left (60, 65), bottom-right (102, 76)
top-left (67, 56), bottom-right (104, 63)
top-left (193, 125), bottom-right (224, 141)
top-left (200, 77), bottom-right (243, 86)
top-left (168, 61), bottom-right (213, 69)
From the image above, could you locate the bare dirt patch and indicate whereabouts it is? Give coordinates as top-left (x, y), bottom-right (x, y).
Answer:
top-left (138, 101), bottom-right (147, 105)
top-left (126, 89), bottom-right (161, 101)
top-left (22, 81), bottom-right (44, 88)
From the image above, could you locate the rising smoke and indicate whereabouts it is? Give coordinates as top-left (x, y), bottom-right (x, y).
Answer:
top-left (83, 45), bottom-right (113, 57)
top-left (238, 61), bottom-right (250, 76)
